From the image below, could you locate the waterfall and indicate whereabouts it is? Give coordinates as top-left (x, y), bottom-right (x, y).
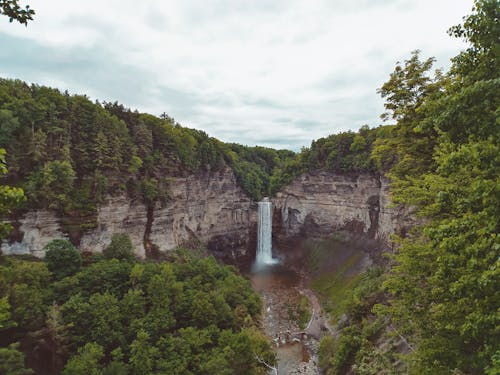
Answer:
top-left (256, 197), bottom-right (277, 266)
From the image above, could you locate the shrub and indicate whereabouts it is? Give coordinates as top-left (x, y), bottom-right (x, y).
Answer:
top-left (103, 234), bottom-right (135, 261)
top-left (44, 239), bottom-right (82, 280)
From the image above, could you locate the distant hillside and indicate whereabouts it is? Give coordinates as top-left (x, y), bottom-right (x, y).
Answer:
top-left (0, 79), bottom-right (298, 211)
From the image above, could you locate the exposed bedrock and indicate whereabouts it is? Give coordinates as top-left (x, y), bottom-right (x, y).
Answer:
top-left (272, 171), bottom-right (412, 249)
top-left (1, 168), bottom-right (256, 259)
top-left (1, 170), bottom-right (411, 259)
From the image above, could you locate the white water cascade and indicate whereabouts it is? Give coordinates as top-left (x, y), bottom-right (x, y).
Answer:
top-left (256, 197), bottom-right (277, 266)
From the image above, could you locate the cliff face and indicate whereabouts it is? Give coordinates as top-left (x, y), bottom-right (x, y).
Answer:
top-left (1, 168), bottom-right (256, 260)
top-left (1, 211), bottom-right (68, 258)
top-left (148, 170), bottom-right (256, 260)
top-left (272, 172), bottom-right (409, 244)
top-left (1, 169), bottom-right (409, 259)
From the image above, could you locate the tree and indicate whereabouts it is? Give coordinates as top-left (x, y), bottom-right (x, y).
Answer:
top-left (61, 342), bottom-right (104, 375)
top-left (103, 234), bottom-right (135, 261)
top-left (144, 270), bottom-right (175, 340)
top-left (30, 303), bottom-right (71, 374)
top-left (102, 348), bottom-right (128, 375)
top-left (44, 239), bottom-right (82, 280)
top-left (86, 292), bottom-right (125, 350)
top-left (374, 50), bottom-right (445, 179)
top-left (378, 1), bottom-right (500, 372)
top-left (129, 329), bottom-right (158, 375)
top-left (448, 0), bottom-right (500, 83)
top-left (4, 260), bottom-right (51, 331)
top-left (0, 148), bottom-right (25, 239)
top-left (0, 0), bottom-right (34, 25)
top-left (0, 296), bottom-right (16, 329)
top-left (378, 50), bottom-right (438, 124)
top-left (0, 343), bottom-right (33, 375)
top-left (0, 109), bottom-right (20, 145)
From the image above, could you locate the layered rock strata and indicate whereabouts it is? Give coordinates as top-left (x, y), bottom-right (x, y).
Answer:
top-left (272, 172), bottom-right (410, 244)
top-left (1, 168), bottom-right (256, 259)
top-left (1, 170), bottom-right (410, 259)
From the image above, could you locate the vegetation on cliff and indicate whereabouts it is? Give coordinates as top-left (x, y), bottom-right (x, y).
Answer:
top-left (318, 1), bottom-right (499, 374)
top-left (0, 79), bottom-right (297, 223)
top-left (0, 0), bottom-right (498, 374)
top-left (0, 242), bottom-right (274, 374)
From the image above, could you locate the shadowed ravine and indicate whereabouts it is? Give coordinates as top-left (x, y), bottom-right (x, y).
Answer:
top-left (249, 198), bottom-right (337, 373)
top-left (249, 264), bottom-right (330, 374)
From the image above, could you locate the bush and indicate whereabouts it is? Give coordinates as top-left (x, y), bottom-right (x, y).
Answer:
top-left (44, 239), bottom-right (82, 280)
top-left (103, 234), bottom-right (135, 261)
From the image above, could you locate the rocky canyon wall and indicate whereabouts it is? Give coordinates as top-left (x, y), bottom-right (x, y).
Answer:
top-left (1, 168), bottom-right (256, 260)
top-left (272, 171), bottom-right (411, 245)
top-left (1, 169), bottom-right (411, 259)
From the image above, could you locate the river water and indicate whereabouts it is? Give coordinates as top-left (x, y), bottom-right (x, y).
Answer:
top-left (249, 264), bottom-right (326, 374)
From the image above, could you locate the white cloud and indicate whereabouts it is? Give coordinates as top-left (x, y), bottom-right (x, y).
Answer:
top-left (0, 0), bottom-right (474, 149)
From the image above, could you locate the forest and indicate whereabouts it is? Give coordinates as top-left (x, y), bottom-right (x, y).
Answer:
top-left (0, 0), bottom-right (498, 373)
top-left (316, 1), bottom-right (499, 373)
top-left (0, 240), bottom-right (274, 374)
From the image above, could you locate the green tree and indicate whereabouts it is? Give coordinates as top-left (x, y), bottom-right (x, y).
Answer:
top-left (26, 160), bottom-right (75, 210)
top-left (103, 234), bottom-right (135, 261)
top-left (44, 239), bottom-right (82, 280)
top-left (62, 342), bottom-right (104, 375)
top-left (448, 0), bottom-right (500, 83)
top-left (0, 109), bottom-right (20, 145)
top-left (0, 343), bottom-right (33, 375)
top-left (0, 148), bottom-right (25, 239)
top-left (0, 296), bottom-right (16, 329)
top-left (3, 260), bottom-right (51, 331)
top-left (129, 329), bottom-right (158, 375)
top-left (87, 292), bottom-right (125, 350)
top-left (378, 1), bottom-right (500, 373)
top-left (144, 269), bottom-right (176, 340)
top-left (374, 50), bottom-right (445, 179)
top-left (30, 303), bottom-right (71, 374)
top-left (102, 348), bottom-right (129, 375)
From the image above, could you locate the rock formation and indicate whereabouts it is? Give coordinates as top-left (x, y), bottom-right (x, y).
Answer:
top-left (1, 168), bottom-right (256, 260)
top-left (1, 169), bottom-right (411, 259)
top-left (272, 171), bottom-right (411, 244)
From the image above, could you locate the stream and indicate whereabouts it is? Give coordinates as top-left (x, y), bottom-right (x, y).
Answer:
top-left (249, 264), bottom-right (329, 374)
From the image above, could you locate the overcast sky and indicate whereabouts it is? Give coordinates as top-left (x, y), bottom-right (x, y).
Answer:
top-left (0, 0), bottom-right (473, 150)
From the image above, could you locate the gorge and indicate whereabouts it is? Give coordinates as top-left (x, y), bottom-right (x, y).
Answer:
top-left (1, 1), bottom-right (497, 373)
top-left (1, 169), bottom-right (405, 262)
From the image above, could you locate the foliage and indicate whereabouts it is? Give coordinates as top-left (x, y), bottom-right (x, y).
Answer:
top-left (26, 160), bottom-right (76, 211)
top-left (0, 1), bottom-right (497, 374)
top-left (61, 342), bottom-right (104, 375)
top-left (103, 234), bottom-right (135, 261)
top-left (0, 80), bottom-right (299, 224)
top-left (0, 0), bottom-right (34, 25)
top-left (371, 1), bottom-right (500, 373)
top-left (0, 254), bottom-right (274, 374)
top-left (0, 148), bottom-right (25, 239)
top-left (30, 303), bottom-right (71, 374)
top-left (304, 125), bottom-right (379, 173)
top-left (0, 258), bottom-right (52, 332)
top-left (0, 343), bottom-right (34, 375)
top-left (296, 296), bottom-right (311, 330)
top-left (43, 239), bottom-right (82, 280)
top-left (318, 269), bottom-right (399, 375)
top-left (225, 144), bottom-right (296, 200)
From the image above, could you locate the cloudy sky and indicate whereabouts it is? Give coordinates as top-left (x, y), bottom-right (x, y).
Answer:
top-left (0, 0), bottom-right (473, 150)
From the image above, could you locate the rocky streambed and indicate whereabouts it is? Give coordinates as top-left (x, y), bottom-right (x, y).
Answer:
top-left (249, 264), bottom-right (330, 374)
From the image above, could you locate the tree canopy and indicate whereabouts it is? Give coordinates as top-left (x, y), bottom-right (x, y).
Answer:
top-left (0, 252), bottom-right (274, 374)
top-left (318, 1), bottom-right (499, 373)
